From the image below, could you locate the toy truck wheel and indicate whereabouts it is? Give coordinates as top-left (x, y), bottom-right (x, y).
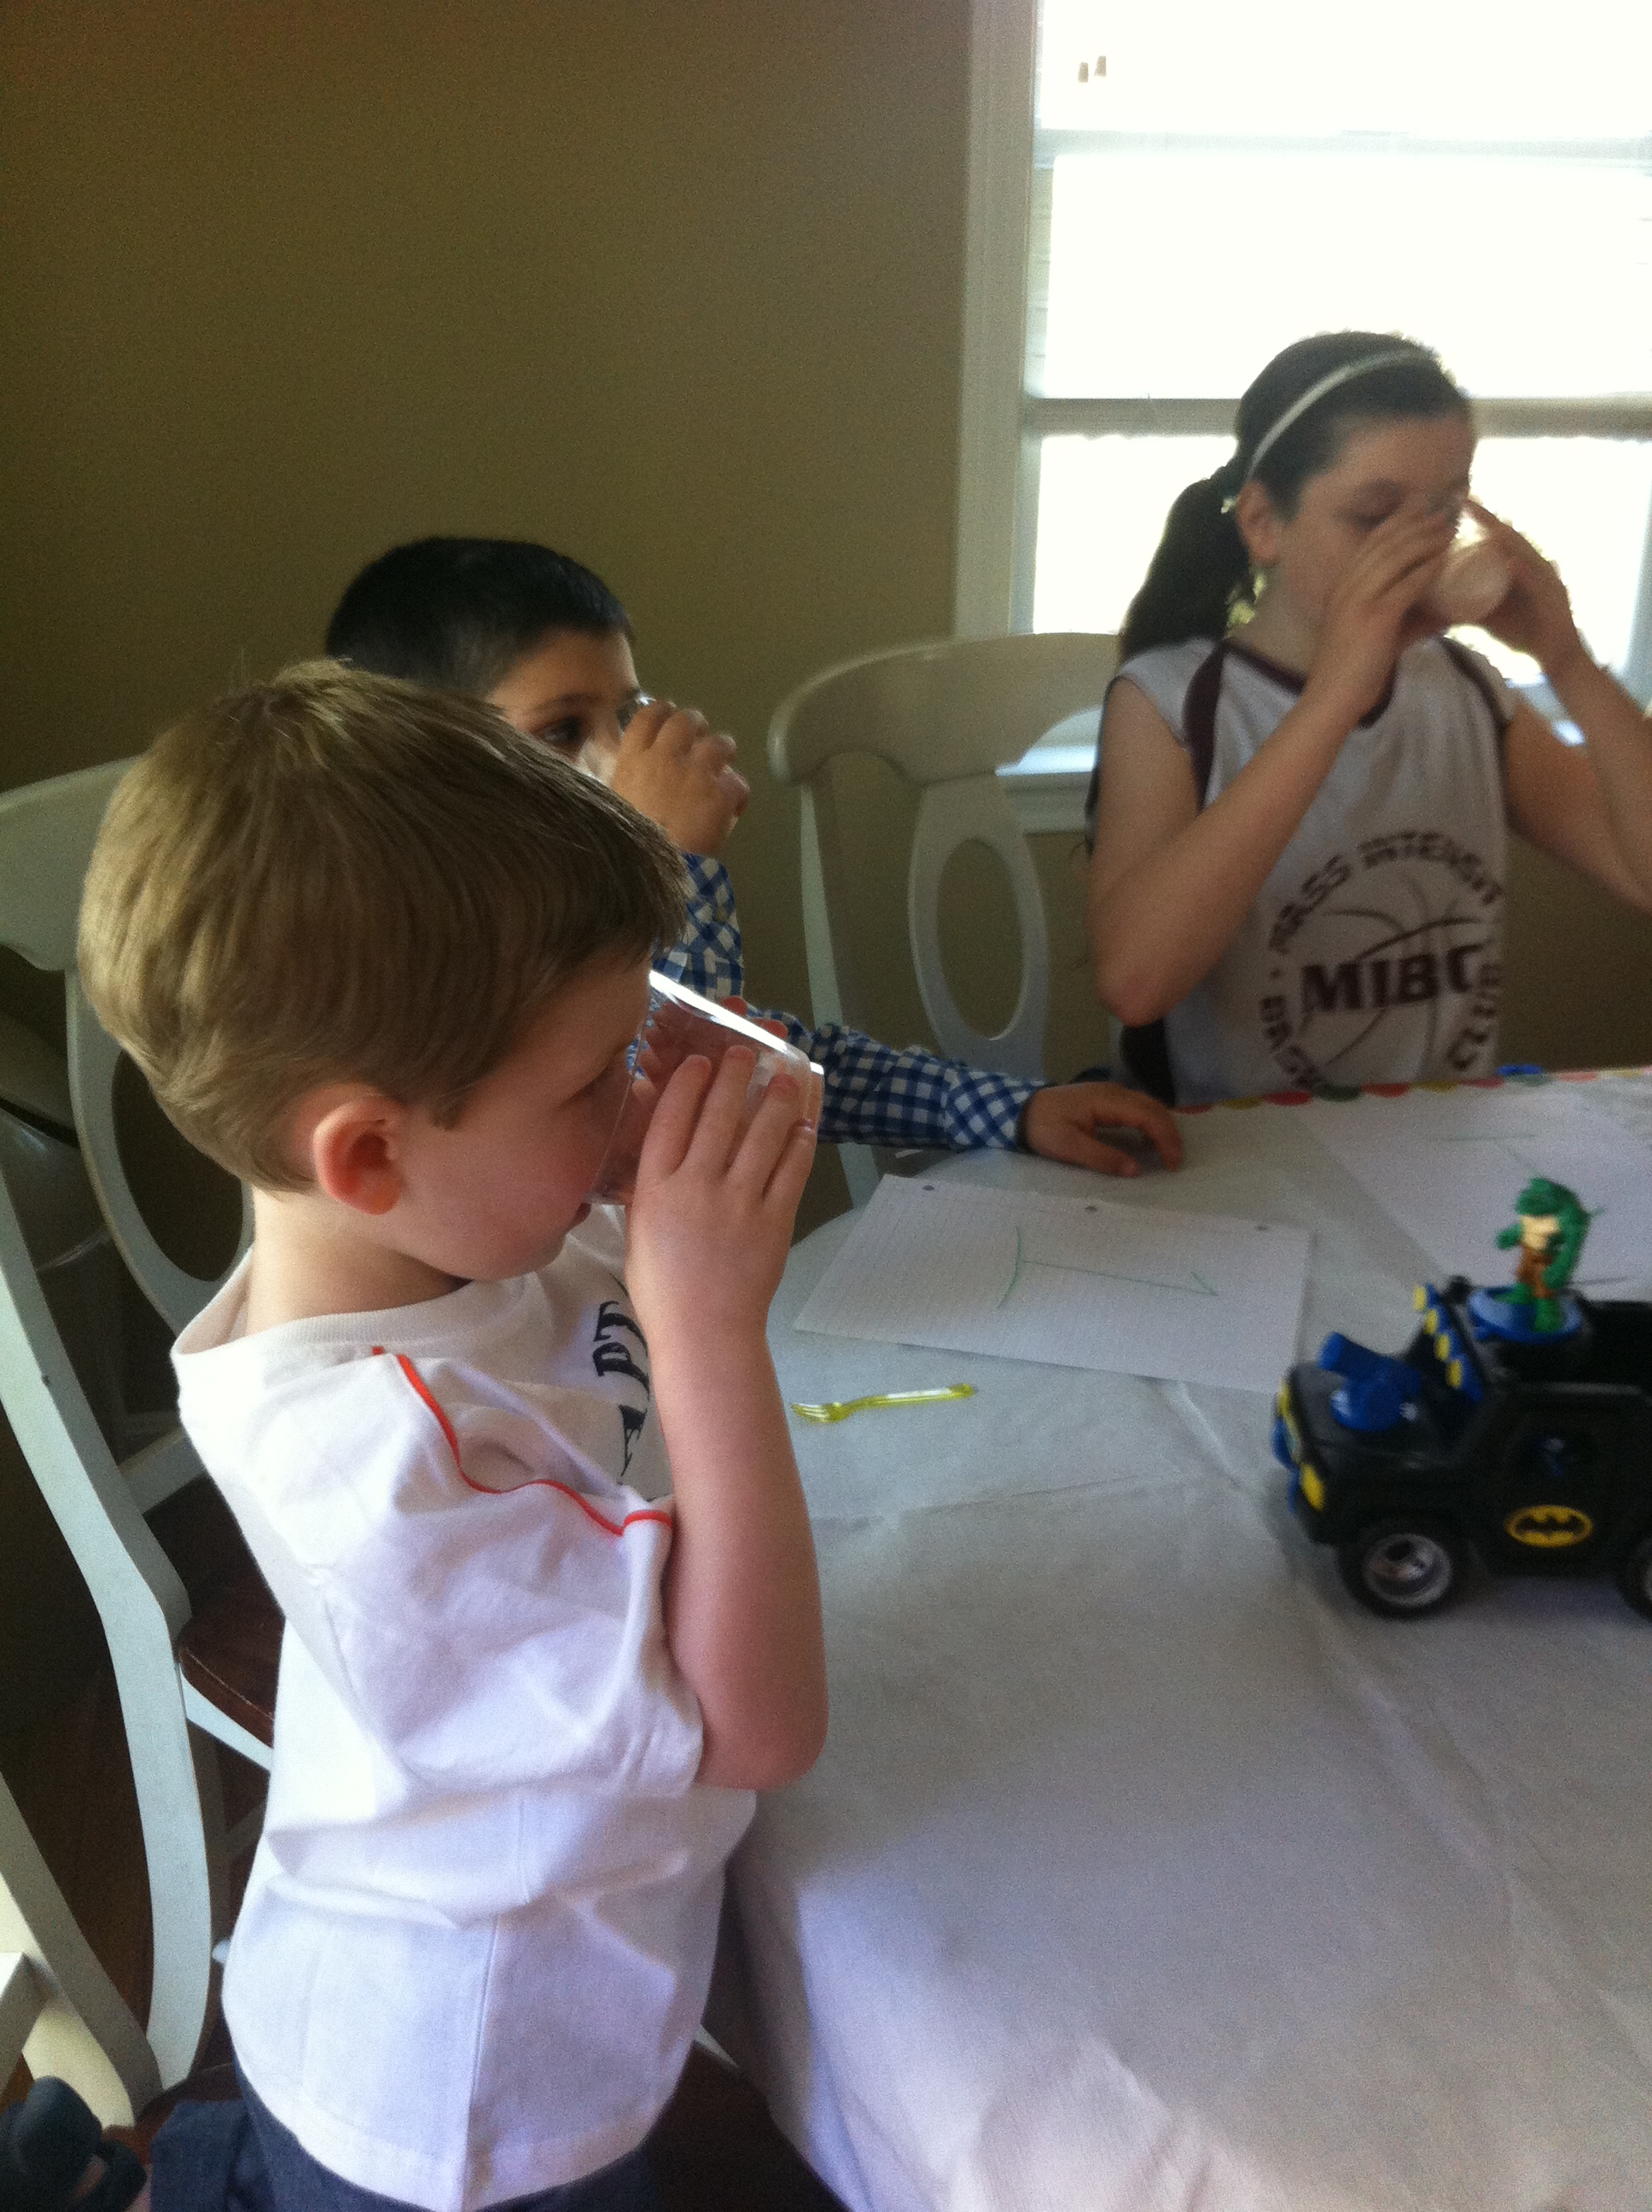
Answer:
top-left (1338, 1518), bottom-right (1465, 1619)
top-left (1616, 1535), bottom-right (1652, 1621)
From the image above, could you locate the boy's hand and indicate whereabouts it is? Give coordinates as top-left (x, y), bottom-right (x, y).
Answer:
top-left (1020, 1082), bottom-right (1182, 1177)
top-left (606, 699), bottom-right (750, 859)
top-left (626, 1046), bottom-right (817, 1343)
top-left (633, 1046), bottom-right (827, 1792)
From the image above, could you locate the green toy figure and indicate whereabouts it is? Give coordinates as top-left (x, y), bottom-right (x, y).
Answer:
top-left (1494, 1177), bottom-right (1591, 1333)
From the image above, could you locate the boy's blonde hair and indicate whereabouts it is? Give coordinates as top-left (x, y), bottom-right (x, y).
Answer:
top-left (79, 661), bottom-right (687, 1189)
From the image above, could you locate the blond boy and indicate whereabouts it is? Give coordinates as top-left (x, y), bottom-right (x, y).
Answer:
top-left (75, 664), bottom-right (826, 2212)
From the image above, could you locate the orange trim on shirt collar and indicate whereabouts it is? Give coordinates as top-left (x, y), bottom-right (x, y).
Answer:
top-left (370, 1346), bottom-right (673, 1538)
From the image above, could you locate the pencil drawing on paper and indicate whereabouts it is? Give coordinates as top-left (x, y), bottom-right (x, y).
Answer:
top-left (792, 1177), bottom-right (1309, 1392)
top-left (997, 1224), bottom-right (1218, 1310)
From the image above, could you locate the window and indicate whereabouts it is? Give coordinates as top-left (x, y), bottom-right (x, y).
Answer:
top-left (962, 1), bottom-right (1652, 821)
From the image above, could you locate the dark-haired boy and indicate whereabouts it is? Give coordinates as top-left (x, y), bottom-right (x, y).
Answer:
top-left (326, 538), bottom-right (1181, 1179)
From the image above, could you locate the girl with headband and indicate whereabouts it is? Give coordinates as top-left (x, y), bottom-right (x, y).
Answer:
top-left (1085, 329), bottom-right (1652, 1104)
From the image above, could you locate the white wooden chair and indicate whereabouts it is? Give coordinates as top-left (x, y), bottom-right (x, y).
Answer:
top-left (0, 761), bottom-right (276, 2093)
top-left (0, 1768), bottom-right (160, 2126)
top-left (767, 632), bottom-right (1117, 1204)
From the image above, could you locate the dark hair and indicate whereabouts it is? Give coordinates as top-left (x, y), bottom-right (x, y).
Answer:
top-left (324, 538), bottom-right (633, 697)
top-left (1118, 333), bottom-right (1470, 662)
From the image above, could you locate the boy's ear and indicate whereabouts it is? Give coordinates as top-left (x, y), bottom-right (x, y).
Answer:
top-left (1232, 479), bottom-right (1280, 569)
top-left (306, 1091), bottom-right (407, 1219)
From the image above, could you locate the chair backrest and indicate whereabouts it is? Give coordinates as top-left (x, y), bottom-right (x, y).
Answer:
top-left (0, 1768), bottom-right (161, 2124)
top-left (768, 632), bottom-right (1117, 1129)
top-left (0, 763), bottom-right (262, 2087)
top-left (0, 755), bottom-right (239, 1551)
top-left (0, 761), bottom-right (245, 1336)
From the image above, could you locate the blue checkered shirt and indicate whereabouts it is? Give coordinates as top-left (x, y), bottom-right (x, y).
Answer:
top-left (659, 856), bottom-right (1037, 1151)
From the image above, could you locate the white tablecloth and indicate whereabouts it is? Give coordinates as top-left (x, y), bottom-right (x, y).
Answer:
top-left (717, 1080), bottom-right (1652, 2212)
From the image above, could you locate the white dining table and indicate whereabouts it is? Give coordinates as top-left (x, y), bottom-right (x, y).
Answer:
top-left (713, 1076), bottom-right (1652, 2212)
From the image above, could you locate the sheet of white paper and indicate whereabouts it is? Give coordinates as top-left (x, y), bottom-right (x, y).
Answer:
top-left (792, 1178), bottom-right (1310, 1392)
top-left (1307, 1083), bottom-right (1652, 1291)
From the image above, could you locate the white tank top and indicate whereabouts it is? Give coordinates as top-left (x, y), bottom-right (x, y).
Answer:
top-left (1096, 636), bottom-right (1512, 1104)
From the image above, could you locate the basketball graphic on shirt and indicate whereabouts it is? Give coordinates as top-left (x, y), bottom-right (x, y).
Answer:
top-left (1257, 830), bottom-right (1504, 1091)
top-left (1114, 632), bottom-right (1513, 1100)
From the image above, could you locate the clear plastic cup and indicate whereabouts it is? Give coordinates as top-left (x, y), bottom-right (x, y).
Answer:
top-left (573, 693), bottom-right (654, 783)
top-left (586, 971), bottom-right (825, 1204)
top-left (1426, 524), bottom-right (1512, 627)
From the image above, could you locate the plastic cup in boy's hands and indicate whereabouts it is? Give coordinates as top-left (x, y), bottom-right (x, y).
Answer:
top-left (586, 972), bottom-right (824, 1204)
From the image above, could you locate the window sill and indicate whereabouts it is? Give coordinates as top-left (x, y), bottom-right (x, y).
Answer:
top-left (998, 742), bottom-right (1093, 834)
top-left (998, 702), bottom-right (1098, 834)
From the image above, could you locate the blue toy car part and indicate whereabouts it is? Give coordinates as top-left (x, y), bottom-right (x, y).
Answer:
top-left (1315, 1333), bottom-right (1423, 1435)
top-left (1468, 1284), bottom-right (1582, 1346)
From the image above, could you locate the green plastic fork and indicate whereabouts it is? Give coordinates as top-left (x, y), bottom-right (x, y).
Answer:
top-left (789, 1383), bottom-right (976, 1423)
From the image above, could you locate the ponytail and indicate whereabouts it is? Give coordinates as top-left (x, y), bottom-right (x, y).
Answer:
top-left (1118, 455), bottom-right (1248, 663)
top-left (1116, 331), bottom-right (1469, 667)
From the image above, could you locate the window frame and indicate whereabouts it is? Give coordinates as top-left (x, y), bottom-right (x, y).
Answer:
top-left (959, 2), bottom-right (1652, 828)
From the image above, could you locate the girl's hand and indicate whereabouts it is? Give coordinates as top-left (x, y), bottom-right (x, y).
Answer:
top-left (1463, 498), bottom-right (1591, 684)
top-left (625, 1046), bottom-right (817, 1347)
top-left (1305, 507), bottom-right (1456, 722)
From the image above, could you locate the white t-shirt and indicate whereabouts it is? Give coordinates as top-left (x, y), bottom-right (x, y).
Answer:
top-left (1100, 635), bottom-right (1512, 1104)
top-left (172, 1208), bottom-right (753, 2212)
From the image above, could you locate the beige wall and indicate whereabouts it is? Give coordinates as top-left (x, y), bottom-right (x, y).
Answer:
top-left (0, 1), bottom-right (970, 1097)
top-left (0, 0), bottom-right (972, 1720)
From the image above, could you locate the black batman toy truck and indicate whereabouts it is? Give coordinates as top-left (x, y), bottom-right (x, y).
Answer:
top-left (1273, 1274), bottom-right (1652, 1620)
